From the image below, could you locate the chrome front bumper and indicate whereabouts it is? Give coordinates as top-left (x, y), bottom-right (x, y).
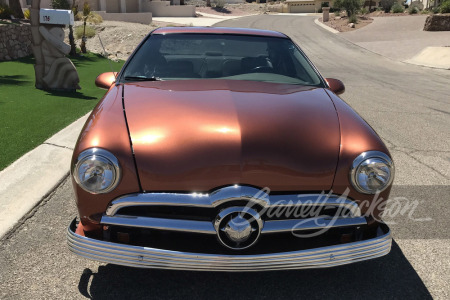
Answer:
top-left (67, 219), bottom-right (391, 272)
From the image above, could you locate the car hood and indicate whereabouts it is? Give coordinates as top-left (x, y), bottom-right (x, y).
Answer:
top-left (123, 80), bottom-right (340, 192)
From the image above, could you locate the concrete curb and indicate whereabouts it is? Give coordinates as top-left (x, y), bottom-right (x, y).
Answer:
top-left (314, 18), bottom-right (339, 34)
top-left (0, 113), bottom-right (90, 239)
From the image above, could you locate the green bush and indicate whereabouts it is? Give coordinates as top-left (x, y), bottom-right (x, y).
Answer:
top-left (334, 10), bottom-right (341, 16)
top-left (348, 14), bottom-right (358, 23)
top-left (75, 25), bottom-right (96, 39)
top-left (431, 6), bottom-right (440, 13)
top-left (391, 3), bottom-right (404, 13)
top-left (380, 0), bottom-right (395, 12)
top-left (0, 4), bottom-right (14, 19)
top-left (360, 7), bottom-right (368, 14)
top-left (441, 0), bottom-right (450, 13)
top-left (51, 0), bottom-right (70, 9)
top-left (408, 6), bottom-right (418, 14)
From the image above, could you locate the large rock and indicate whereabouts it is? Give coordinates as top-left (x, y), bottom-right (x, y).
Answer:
top-left (424, 15), bottom-right (450, 31)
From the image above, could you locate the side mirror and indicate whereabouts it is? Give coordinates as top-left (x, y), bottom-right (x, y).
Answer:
top-left (95, 72), bottom-right (117, 89)
top-left (325, 78), bottom-right (345, 95)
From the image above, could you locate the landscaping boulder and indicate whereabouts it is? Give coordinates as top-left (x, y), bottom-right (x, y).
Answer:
top-left (348, 23), bottom-right (355, 28)
top-left (424, 15), bottom-right (450, 31)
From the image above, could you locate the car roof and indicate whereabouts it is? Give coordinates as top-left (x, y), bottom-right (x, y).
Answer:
top-left (152, 27), bottom-right (288, 38)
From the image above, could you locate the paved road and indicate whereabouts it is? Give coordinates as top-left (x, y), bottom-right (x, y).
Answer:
top-left (1, 15), bottom-right (449, 299)
top-left (340, 16), bottom-right (450, 61)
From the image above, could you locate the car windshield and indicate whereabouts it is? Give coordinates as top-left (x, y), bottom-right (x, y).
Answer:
top-left (121, 34), bottom-right (324, 86)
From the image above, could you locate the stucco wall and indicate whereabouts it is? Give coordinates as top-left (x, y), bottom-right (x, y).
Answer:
top-left (0, 23), bottom-right (33, 61)
top-left (144, 1), bottom-right (195, 17)
top-left (94, 11), bottom-right (152, 24)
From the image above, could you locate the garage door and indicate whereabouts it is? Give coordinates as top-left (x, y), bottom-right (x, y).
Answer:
top-left (289, 3), bottom-right (316, 13)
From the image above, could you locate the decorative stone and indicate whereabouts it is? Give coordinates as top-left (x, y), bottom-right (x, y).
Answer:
top-left (424, 15), bottom-right (450, 31)
top-left (348, 23), bottom-right (355, 28)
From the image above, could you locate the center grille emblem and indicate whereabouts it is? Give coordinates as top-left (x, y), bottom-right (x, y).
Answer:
top-left (214, 207), bottom-right (263, 250)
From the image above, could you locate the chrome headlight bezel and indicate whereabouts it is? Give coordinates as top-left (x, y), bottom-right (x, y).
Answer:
top-left (73, 148), bottom-right (121, 194)
top-left (350, 151), bottom-right (394, 194)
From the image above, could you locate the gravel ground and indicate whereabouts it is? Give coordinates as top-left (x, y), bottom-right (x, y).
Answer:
top-left (320, 16), bottom-right (373, 32)
top-left (65, 21), bottom-right (163, 61)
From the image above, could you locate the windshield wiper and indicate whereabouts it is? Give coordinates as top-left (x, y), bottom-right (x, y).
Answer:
top-left (124, 76), bottom-right (162, 82)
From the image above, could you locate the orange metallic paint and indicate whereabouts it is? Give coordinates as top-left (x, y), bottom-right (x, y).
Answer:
top-left (71, 85), bottom-right (140, 233)
top-left (123, 80), bottom-right (341, 192)
top-left (152, 27), bottom-right (287, 38)
top-left (95, 72), bottom-right (117, 90)
top-left (326, 90), bottom-right (392, 220)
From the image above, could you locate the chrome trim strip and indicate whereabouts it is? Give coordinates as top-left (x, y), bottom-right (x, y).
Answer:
top-left (106, 187), bottom-right (361, 217)
top-left (101, 215), bottom-right (216, 234)
top-left (67, 219), bottom-right (391, 271)
top-left (262, 216), bottom-right (367, 234)
top-left (100, 215), bottom-right (367, 234)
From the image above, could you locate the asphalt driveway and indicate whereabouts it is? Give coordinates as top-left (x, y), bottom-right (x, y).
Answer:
top-left (339, 16), bottom-right (450, 61)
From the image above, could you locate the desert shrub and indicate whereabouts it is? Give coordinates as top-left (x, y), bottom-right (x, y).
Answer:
top-left (360, 7), bottom-right (368, 14)
top-left (78, 11), bottom-right (103, 24)
top-left (441, 0), bottom-right (450, 13)
top-left (408, 6), bottom-right (418, 13)
top-left (431, 6), bottom-right (440, 13)
top-left (72, 5), bottom-right (79, 19)
top-left (51, 0), bottom-right (70, 9)
top-left (0, 4), bottom-right (14, 19)
top-left (23, 8), bottom-right (30, 20)
top-left (380, 0), bottom-right (395, 12)
top-left (215, 0), bottom-right (226, 9)
top-left (75, 25), bottom-right (95, 39)
top-left (348, 14), bottom-right (358, 23)
top-left (391, 3), bottom-right (404, 13)
top-left (334, 10), bottom-right (341, 15)
top-left (421, 9), bottom-right (429, 14)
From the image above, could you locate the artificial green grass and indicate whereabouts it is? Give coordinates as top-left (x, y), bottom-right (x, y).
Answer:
top-left (0, 53), bottom-right (124, 171)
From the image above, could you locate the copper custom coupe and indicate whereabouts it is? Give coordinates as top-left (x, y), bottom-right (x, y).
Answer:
top-left (68, 27), bottom-right (395, 271)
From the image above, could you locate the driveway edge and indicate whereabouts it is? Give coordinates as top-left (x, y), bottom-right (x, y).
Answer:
top-left (0, 113), bottom-right (90, 240)
top-left (314, 18), bottom-right (339, 34)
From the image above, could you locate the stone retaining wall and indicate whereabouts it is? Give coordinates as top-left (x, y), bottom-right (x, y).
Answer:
top-left (0, 23), bottom-right (33, 61)
top-left (424, 14), bottom-right (450, 31)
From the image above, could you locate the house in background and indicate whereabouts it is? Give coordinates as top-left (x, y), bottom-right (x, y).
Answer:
top-left (10, 0), bottom-right (195, 23)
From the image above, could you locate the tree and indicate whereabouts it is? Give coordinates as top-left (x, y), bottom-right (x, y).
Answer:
top-left (50, 0), bottom-right (70, 9)
top-left (333, 0), bottom-right (363, 17)
top-left (8, 0), bottom-right (24, 19)
top-left (380, 0), bottom-right (395, 12)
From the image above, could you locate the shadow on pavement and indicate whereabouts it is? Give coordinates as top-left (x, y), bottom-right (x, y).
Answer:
top-left (79, 240), bottom-right (432, 299)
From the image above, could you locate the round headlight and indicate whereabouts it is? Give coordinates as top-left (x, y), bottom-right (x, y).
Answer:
top-left (73, 148), bottom-right (121, 194)
top-left (350, 151), bottom-right (394, 194)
